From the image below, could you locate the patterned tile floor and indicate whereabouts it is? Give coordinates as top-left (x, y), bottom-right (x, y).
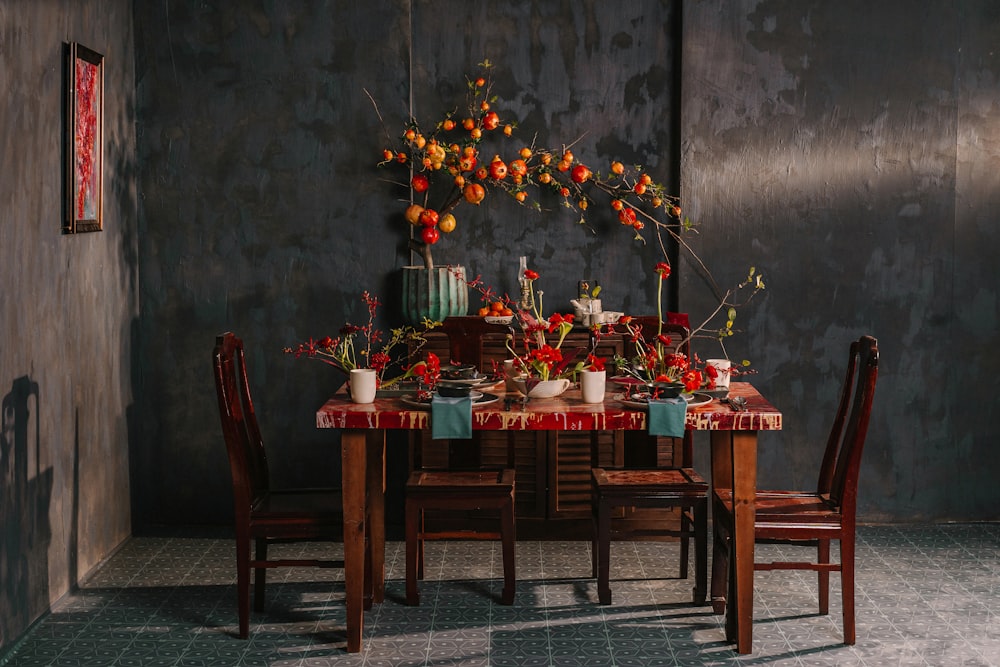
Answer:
top-left (2, 524), bottom-right (998, 666)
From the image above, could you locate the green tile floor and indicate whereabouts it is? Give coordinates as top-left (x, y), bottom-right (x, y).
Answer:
top-left (2, 524), bottom-right (998, 666)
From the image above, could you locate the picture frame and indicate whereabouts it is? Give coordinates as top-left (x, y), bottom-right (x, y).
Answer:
top-left (64, 42), bottom-right (104, 233)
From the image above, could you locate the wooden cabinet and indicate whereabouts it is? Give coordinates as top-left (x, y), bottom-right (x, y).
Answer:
top-left (409, 317), bottom-right (684, 538)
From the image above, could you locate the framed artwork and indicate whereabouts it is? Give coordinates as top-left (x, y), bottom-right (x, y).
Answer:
top-left (64, 42), bottom-right (104, 233)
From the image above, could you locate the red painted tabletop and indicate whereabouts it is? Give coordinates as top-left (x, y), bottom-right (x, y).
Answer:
top-left (317, 381), bottom-right (781, 433)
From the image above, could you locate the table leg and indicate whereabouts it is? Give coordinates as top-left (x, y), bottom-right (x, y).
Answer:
top-left (341, 429), bottom-right (367, 654)
top-left (731, 431), bottom-right (757, 654)
top-left (710, 430), bottom-right (758, 655)
top-left (366, 430), bottom-right (386, 605)
top-left (709, 431), bottom-right (732, 615)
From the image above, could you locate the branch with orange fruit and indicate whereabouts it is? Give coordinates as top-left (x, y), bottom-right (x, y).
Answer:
top-left (368, 59), bottom-right (694, 272)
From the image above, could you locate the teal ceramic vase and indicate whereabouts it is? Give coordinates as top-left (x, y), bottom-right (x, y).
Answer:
top-left (402, 265), bottom-right (469, 324)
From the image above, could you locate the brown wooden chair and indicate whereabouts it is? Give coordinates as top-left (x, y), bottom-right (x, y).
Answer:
top-left (405, 317), bottom-right (517, 606)
top-left (591, 318), bottom-right (709, 605)
top-left (712, 335), bottom-right (879, 645)
top-left (213, 332), bottom-right (346, 638)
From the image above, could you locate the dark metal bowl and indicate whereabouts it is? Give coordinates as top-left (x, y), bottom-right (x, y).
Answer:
top-left (440, 364), bottom-right (477, 380)
top-left (436, 383), bottom-right (473, 398)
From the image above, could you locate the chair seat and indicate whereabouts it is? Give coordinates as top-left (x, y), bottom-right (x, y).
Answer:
top-left (408, 469), bottom-right (515, 490)
top-left (251, 488), bottom-right (343, 515)
top-left (593, 467), bottom-right (708, 496)
top-left (715, 490), bottom-right (844, 532)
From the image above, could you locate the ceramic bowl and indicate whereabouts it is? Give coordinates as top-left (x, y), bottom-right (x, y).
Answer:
top-left (512, 377), bottom-right (571, 399)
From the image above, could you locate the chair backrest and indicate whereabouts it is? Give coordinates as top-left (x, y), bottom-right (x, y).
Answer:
top-left (629, 316), bottom-right (691, 359)
top-left (213, 332), bottom-right (270, 518)
top-left (433, 317), bottom-right (516, 370)
top-left (816, 335), bottom-right (879, 514)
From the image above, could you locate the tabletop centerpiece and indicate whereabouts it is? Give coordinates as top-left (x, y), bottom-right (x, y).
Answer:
top-left (284, 291), bottom-right (437, 396)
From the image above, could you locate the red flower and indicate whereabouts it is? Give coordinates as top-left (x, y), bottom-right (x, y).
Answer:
top-left (681, 370), bottom-right (703, 392)
top-left (664, 353), bottom-right (689, 371)
top-left (524, 269), bottom-right (539, 281)
top-left (529, 344), bottom-right (563, 369)
top-left (655, 262), bottom-right (671, 279)
top-left (369, 351), bottom-right (391, 373)
top-left (546, 312), bottom-right (575, 332)
top-left (656, 334), bottom-right (672, 347)
top-left (584, 354), bottom-right (606, 372)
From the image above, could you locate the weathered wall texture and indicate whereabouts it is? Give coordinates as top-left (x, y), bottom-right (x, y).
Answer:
top-left (681, 0), bottom-right (1000, 519)
top-left (131, 0), bottom-right (682, 527)
top-left (129, 0), bottom-right (1000, 528)
top-left (0, 0), bottom-right (136, 652)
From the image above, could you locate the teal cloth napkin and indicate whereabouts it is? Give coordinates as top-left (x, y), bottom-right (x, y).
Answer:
top-left (431, 394), bottom-right (473, 440)
top-left (647, 397), bottom-right (688, 438)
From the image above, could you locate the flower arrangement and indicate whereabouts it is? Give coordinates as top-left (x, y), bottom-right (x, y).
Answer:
top-left (503, 268), bottom-right (586, 382)
top-left (606, 262), bottom-right (765, 394)
top-left (285, 291), bottom-right (436, 387)
top-left (408, 351), bottom-right (442, 401)
top-left (581, 354), bottom-right (607, 372)
top-left (369, 59), bottom-right (688, 271)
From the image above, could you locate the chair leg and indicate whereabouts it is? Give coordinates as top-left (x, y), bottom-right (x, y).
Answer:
top-left (597, 498), bottom-right (612, 605)
top-left (405, 500), bottom-right (421, 606)
top-left (590, 495), bottom-right (599, 580)
top-left (236, 535), bottom-right (251, 639)
top-left (679, 508), bottom-right (691, 580)
top-left (253, 539), bottom-right (267, 612)
top-left (818, 538), bottom-right (830, 615)
top-left (417, 509), bottom-right (425, 580)
top-left (841, 535), bottom-right (856, 645)
top-left (693, 499), bottom-right (708, 605)
top-left (711, 517), bottom-right (729, 614)
top-left (500, 497), bottom-right (516, 605)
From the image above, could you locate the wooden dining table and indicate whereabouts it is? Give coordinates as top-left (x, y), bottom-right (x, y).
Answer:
top-left (316, 380), bottom-right (781, 654)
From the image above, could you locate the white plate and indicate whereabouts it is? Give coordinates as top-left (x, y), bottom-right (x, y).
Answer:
top-left (400, 392), bottom-right (499, 409)
top-left (439, 375), bottom-right (499, 387)
top-left (484, 315), bottom-right (515, 325)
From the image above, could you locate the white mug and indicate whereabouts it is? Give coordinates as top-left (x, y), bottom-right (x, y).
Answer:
top-left (349, 368), bottom-right (377, 403)
top-left (706, 359), bottom-right (732, 389)
top-left (580, 370), bottom-right (607, 404)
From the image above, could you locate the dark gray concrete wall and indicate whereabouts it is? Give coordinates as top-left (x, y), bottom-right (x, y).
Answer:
top-left (681, 0), bottom-right (1000, 520)
top-left (127, 0), bottom-right (1000, 532)
top-left (0, 0), bottom-right (136, 653)
top-left (131, 0), bottom-right (682, 526)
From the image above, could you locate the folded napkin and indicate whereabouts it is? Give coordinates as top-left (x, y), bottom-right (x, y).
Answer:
top-left (431, 394), bottom-right (473, 440)
top-left (647, 397), bottom-right (688, 438)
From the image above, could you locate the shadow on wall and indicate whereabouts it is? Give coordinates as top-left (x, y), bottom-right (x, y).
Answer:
top-left (0, 377), bottom-right (53, 649)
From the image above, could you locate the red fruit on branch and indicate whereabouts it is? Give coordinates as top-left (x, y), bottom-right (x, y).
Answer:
top-left (419, 208), bottom-right (439, 227)
top-left (488, 156), bottom-right (508, 180)
top-left (571, 164), bottom-right (592, 184)
top-left (483, 111), bottom-right (500, 131)
top-left (411, 174), bottom-right (429, 193)
top-left (421, 226), bottom-right (440, 244)
top-left (463, 183), bottom-right (486, 205)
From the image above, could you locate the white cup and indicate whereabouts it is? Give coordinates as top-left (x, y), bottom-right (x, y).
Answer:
top-left (706, 359), bottom-right (732, 389)
top-left (580, 369), bottom-right (607, 404)
top-left (349, 368), bottom-right (377, 403)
